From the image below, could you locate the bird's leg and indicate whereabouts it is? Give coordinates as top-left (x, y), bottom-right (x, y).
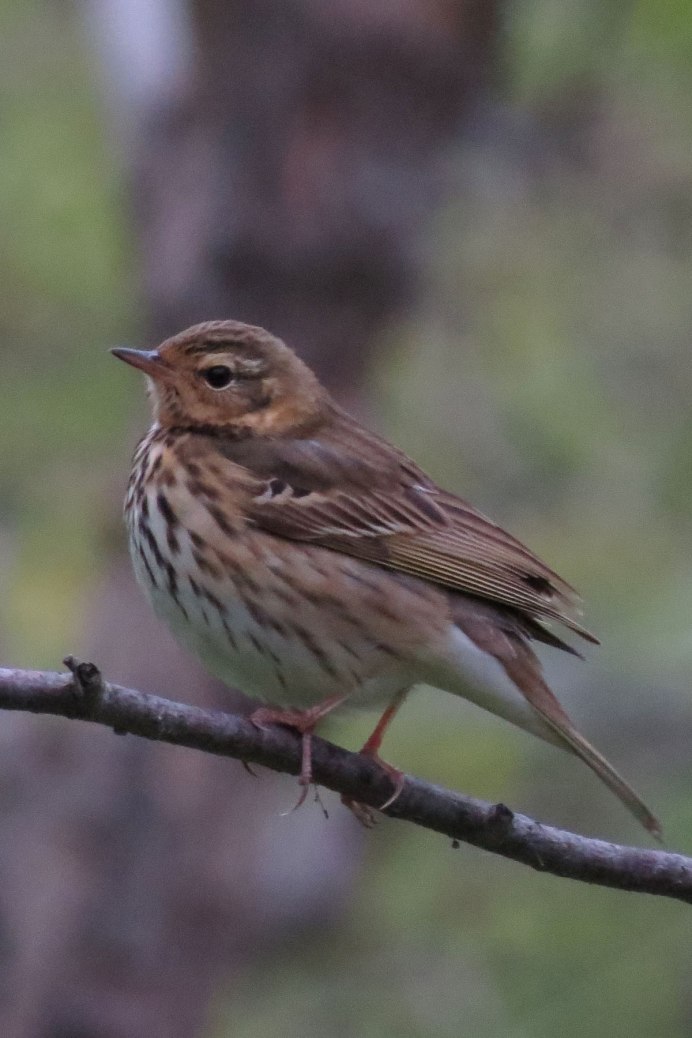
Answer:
top-left (342, 687), bottom-right (409, 825)
top-left (250, 693), bottom-right (350, 807)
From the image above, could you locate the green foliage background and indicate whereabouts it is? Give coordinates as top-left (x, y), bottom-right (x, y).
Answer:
top-left (0, 1), bottom-right (137, 664)
top-left (2, 1), bottom-right (692, 1035)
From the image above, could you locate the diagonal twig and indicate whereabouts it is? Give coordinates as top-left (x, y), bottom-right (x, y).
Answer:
top-left (0, 661), bottom-right (689, 903)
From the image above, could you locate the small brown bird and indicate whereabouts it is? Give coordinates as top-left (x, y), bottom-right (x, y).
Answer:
top-left (113, 320), bottom-right (659, 836)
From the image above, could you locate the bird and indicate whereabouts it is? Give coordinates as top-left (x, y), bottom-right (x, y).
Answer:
top-left (112, 319), bottom-right (660, 836)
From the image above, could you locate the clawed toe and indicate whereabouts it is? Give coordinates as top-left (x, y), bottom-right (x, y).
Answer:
top-left (249, 706), bottom-right (306, 732)
top-left (377, 763), bottom-right (405, 811)
top-left (341, 752), bottom-right (405, 826)
top-left (341, 794), bottom-right (379, 827)
top-left (365, 751), bottom-right (405, 811)
top-left (249, 696), bottom-right (349, 811)
top-left (281, 779), bottom-right (312, 815)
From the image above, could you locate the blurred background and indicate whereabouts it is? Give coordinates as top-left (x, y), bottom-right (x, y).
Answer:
top-left (1, 0), bottom-right (692, 1035)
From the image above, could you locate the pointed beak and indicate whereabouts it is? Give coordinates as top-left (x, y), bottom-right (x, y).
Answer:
top-left (111, 347), bottom-right (169, 377)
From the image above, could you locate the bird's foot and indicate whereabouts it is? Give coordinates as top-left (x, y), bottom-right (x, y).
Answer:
top-left (341, 750), bottom-right (405, 827)
top-left (250, 695), bottom-right (348, 810)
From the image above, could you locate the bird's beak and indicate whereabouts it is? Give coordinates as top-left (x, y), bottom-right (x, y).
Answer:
top-left (111, 347), bottom-right (169, 377)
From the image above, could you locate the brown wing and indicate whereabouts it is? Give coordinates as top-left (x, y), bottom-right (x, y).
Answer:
top-left (220, 406), bottom-right (596, 642)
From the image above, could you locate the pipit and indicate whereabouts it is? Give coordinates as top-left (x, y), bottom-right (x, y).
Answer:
top-left (113, 320), bottom-right (659, 836)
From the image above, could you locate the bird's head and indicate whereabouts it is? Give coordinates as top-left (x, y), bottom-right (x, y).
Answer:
top-left (112, 320), bottom-right (327, 437)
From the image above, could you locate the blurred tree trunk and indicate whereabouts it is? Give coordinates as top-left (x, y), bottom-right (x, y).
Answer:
top-left (0, 2), bottom-right (500, 1036)
top-left (141, 0), bottom-right (501, 392)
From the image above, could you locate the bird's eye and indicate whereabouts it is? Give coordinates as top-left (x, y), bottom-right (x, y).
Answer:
top-left (201, 365), bottom-right (234, 390)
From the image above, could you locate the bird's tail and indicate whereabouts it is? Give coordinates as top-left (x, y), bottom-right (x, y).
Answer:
top-left (507, 659), bottom-right (662, 840)
top-left (445, 605), bottom-right (661, 838)
top-left (531, 701), bottom-right (662, 840)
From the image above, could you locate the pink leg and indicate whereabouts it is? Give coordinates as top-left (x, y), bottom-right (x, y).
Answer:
top-left (251, 694), bottom-right (350, 807)
top-left (361, 687), bottom-right (409, 757)
top-left (342, 688), bottom-right (409, 824)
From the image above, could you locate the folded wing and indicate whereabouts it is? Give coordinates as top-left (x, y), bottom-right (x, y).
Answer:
top-left (221, 406), bottom-right (596, 642)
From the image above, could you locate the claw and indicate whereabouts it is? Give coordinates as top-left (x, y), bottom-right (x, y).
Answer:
top-left (377, 763), bottom-right (406, 811)
top-left (341, 796), bottom-right (379, 827)
top-left (341, 753), bottom-right (405, 825)
top-left (249, 695), bottom-right (349, 810)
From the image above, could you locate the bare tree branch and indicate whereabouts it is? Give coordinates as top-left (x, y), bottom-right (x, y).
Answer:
top-left (0, 660), bottom-right (688, 904)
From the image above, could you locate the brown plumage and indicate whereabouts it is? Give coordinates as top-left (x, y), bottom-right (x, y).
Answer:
top-left (113, 320), bottom-right (660, 836)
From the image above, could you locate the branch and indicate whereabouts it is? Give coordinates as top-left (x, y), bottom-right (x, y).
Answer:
top-left (0, 661), bottom-right (688, 904)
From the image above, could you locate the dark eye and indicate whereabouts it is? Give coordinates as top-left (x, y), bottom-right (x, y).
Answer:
top-left (202, 365), bottom-right (234, 389)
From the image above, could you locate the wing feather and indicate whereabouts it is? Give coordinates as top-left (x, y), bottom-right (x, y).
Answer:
top-left (221, 406), bottom-right (595, 642)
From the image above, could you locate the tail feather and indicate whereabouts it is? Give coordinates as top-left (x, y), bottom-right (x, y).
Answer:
top-left (531, 700), bottom-right (662, 840)
top-left (508, 659), bottom-right (662, 839)
top-left (448, 598), bottom-right (661, 838)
